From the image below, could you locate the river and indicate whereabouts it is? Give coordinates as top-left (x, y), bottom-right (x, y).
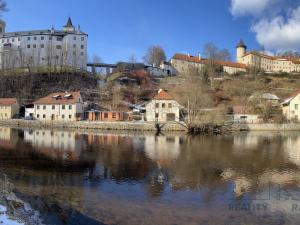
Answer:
top-left (0, 127), bottom-right (300, 224)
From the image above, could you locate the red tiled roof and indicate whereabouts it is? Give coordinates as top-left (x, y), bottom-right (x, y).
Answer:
top-left (243, 51), bottom-right (300, 63)
top-left (172, 54), bottom-right (247, 69)
top-left (233, 106), bottom-right (251, 114)
top-left (33, 92), bottom-right (81, 105)
top-left (153, 89), bottom-right (173, 100)
top-left (0, 98), bottom-right (18, 106)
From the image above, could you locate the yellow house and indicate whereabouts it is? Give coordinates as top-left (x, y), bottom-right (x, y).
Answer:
top-left (282, 91), bottom-right (300, 121)
top-left (0, 98), bottom-right (20, 119)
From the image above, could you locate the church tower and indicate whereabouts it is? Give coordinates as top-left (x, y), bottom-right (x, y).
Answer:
top-left (63, 17), bottom-right (75, 32)
top-left (236, 39), bottom-right (247, 63)
top-left (0, 19), bottom-right (6, 34)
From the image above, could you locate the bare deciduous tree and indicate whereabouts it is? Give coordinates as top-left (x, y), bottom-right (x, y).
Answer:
top-left (143, 45), bottom-right (166, 67)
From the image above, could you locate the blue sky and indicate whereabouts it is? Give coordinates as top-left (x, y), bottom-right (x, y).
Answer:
top-left (3, 0), bottom-right (299, 63)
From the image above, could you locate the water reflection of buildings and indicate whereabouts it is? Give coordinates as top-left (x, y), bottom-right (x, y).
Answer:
top-left (0, 127), bottom-right (19, 148)
top-left (24, 129), bottom-right (87, 161)
top-left (283, 133), bottom-right (300, 167)
top-left (144, 135), bottom-right (181, 163)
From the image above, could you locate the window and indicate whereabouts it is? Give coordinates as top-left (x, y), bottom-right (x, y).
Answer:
top-left (81, 45), bottom-right (84, 49)
top-left (27, 37), bottom-right (30, 41)
top-left (155, 103), bottom-right (159, 108)
top-left (162, 103), bottom-right (166, 108)
top-left (69, 105), bottom-right (72, 110)
top-left (295, 104), bottom-right (298, 110)
top-left (41, 44), bottom-right (44, 48)
top-left (49, 36), bottom-right (52, 41)
top-left (69, 115), bottom-right (72, 119)
top-left (37, 105), bottom-right (40, 110)
top-left (81, 37), bottom-right (84, 41)
top-left (37, 114), bottom-right (40, 118)
top-left (27, 44), bottom-right (30, 48)
top-left (18, 37), bottom-right (20, 41)
top-left (155, 113), bottom-right (159, 118)
top-left (12, 38), bottom-right (14, 42)
top-left (56, 45), bottom-right (62, 49)
top-left (73, 36), bottom-right (76, 41)
top-left (62, 115), bottom-right (65, 119)
top-left (62, 105), bottom-right (65, 110)
top-left (43, 105), bottom-right (46, 110)
top-left (43, 114), bottom-right (46, 118)
top-left (73, 44), bottom-right (76, 48)
top-left (112, 113), bottom-right (116, 119)
top-left (168, 103), bottom-right (172, 108)
top-left (57, 37), bottom-right (63, 41)
top-left (80, 52), bottom-right (84, 56)
top-left (41, 36), bottom-right (44, 40)
top-left (52, 105), bottom-right (55, 110)
top-left (34, 37), bottom-right (37, 40)
top-left (104, 113), bottom-right (108, 118)
top-left (33, 44), bottom-right (36, 48)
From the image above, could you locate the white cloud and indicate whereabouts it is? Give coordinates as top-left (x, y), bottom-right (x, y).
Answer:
top-left (252, 6), bottom-right (300, 51)
top-left (230, 0), bottom-right (274, 16)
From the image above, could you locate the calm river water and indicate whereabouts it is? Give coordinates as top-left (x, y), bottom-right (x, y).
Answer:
top-left (1, 127), bottom-right (300, 224)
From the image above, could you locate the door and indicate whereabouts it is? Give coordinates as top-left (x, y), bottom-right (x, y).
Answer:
top-left (166, 113), bottom-right (176, 121)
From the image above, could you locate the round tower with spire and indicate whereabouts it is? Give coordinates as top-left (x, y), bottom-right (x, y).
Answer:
top-left (236, 39), bottom-right (247, 63)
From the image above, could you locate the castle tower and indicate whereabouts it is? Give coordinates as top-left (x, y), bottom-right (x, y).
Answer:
top-left (63, 17), bottom-right (75, 32)
top-left (236, 39), bottom-right (247, 63)
top-left (0, 19), bottom-right (6, 34)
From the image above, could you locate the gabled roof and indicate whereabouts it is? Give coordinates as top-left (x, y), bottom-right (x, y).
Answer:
top-left (250, 93), bottom-right (280, 101)
top-left (172, 54), bottom-right (247, 69)
top-left (0, 98), bottom-right (18, 106)
top-left (33, 92), bottom-right (81, 105)
top-left (152, 89), bottom-right (173, 100)
top-left (233, 106), bottom-right (252, 114)
top-left (282, 90), bottom-right (300, 105)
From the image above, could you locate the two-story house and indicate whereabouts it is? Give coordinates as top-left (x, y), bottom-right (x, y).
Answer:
top-left (282, 90), bottom-right (300, 121)
top-left (33, 91), bottom-right (84, 121)
top-left (0, 98), bottom-right (19, 119)
top-left (145, 89), bottom-right (181, 122)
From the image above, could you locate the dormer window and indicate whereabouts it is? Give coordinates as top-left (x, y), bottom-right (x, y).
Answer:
top-left (64, 94), bottom-right (73, 99)
top-left (52, 94), bottom-right (62, 100)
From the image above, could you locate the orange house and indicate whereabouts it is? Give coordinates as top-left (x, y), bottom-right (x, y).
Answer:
top-left (86, 110), bottom-right (129, 122)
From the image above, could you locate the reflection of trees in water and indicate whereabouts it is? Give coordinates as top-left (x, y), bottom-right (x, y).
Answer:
top-left (3, 128), bottom-right (300, 201)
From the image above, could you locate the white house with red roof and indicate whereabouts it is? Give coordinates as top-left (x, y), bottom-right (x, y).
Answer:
top-left (33, 91), bottom-right (84, 121)
top-left (0, 98), bottom-right (19, 119)
top-left (145, 89), bottom-right (181, 122)
top-left (282, 90), bottom-right (300, 121)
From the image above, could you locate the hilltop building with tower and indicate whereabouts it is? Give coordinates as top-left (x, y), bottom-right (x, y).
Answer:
top-left (0, 17), bottom-right (87, 70)
top-left (236, 40), bottom-right (300, 73)
top-left (170, 40), bottom-right (300, 75)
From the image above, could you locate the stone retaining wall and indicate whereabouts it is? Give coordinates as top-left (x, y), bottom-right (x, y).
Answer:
top-left (0, 119), bottom-right (188, 132)
top-left (235, 123), bottom-right (300, 131)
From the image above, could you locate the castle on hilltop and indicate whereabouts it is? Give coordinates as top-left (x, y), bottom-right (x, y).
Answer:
top-left (236, 40), bottom-right (300, 73)
top-left (0, 17), bottom-right (87, 70)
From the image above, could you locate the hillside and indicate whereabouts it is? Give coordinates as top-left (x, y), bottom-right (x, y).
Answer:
top-left (0, 72), bottom-right (98, 104)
